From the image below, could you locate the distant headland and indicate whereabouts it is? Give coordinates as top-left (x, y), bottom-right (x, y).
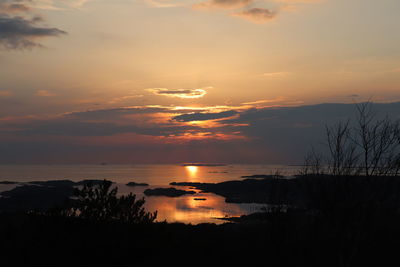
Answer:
top-left (180, 163), bottom-right (226, 167)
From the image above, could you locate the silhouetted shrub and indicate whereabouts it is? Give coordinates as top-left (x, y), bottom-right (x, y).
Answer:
top-left (57, 180), bottom-right (157, 223)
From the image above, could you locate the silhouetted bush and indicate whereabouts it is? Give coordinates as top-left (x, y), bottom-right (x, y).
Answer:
top-left (55, 180), bottom-right (157, 223)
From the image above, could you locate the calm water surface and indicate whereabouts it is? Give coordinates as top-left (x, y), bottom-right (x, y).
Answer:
top-left (0, 164), bottom-right (301, 224)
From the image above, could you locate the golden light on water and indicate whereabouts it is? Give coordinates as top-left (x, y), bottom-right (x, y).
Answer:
top-left (144, 193), bottom-right (260, 224)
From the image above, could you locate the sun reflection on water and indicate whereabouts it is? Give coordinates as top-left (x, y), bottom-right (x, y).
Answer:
top-left (120, 182), bottom-right (266, 225)
top-left (117, 165), bottom-right (267, 224)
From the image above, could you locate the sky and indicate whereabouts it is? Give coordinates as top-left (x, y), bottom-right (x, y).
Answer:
top-left (0, 0), bottom-right (399, 163)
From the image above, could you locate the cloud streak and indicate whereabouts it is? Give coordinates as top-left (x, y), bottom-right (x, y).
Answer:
top-left (143, 0), bottom-right (186, 8)
top-left (36, 90), bottom-right (56, 97)
top-left (193, 0), bottom-right (252, 9)
top-left (148, 87), bottom-right (208, 99)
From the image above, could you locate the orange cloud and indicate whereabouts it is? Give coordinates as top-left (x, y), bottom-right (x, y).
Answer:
top-left (166, 131), bottom-right (247, 143)
top-left (232, 8), bottom-right (277, 23)
top-left (0, 90), bottom-right (13, 97)
top-left (36, 90), bottom-right (56, 97)
top-left (242, 98), bottom-right (286, 105)
top-left (108, 94), bottom-right (143, 104)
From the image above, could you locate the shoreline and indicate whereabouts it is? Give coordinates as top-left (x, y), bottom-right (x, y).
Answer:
top-left (2, 174), bottom-right (400, 222)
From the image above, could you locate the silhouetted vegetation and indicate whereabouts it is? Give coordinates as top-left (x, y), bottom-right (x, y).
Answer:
top-left (54, 180), bottom-right (157, 223)
top-left (2, 175), bottom-right (400, 266)
top-left (241, 174), bottom-right (284, 179)
top-left (1, 195), bottom-right (400, 266)
top-left (301, 102), bottom-right (400, 176)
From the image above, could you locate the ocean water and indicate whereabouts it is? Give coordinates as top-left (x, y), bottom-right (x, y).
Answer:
top-left (0, 164), bottom-right (301, 224)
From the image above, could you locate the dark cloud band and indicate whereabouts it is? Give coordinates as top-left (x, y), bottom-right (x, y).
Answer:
top-left (173, 110), bottom-right (238, 122)
top-left (0, 0), bottom-right (66, 49)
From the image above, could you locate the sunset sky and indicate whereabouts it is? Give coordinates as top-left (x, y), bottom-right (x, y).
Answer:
top-left (0, 0), bottom-right (400, 163)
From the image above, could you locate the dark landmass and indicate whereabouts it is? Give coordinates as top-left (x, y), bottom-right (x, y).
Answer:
top-left (75, 179), bottom-right (109, 186)
top-left (1, 175), bottom-right (400, 266)
top-left (0, 184), bottom-right (74, 212)
top-left (170, 182), bottom-right (212, 187)
top-left (30, 180), bottom-right (76, 187)
top-left (217, 211), bottom-right (270, 223)
top-left (218, 208), bottom-right (296, 223)
top-left (3, 175), bottom-right (400, 214)
top-left (0, 179), bottom-right (108, 212)
top-left (171, 179), bottom-right (274, 203)
top-left (193, 198), bottom-right (207, 201)
top-left (1, 205), bottom-right (399, 266)
top-left (0, 181), bottom-right (18, 184)
top-left (144, 187), bottom-right (196, 197)
top-left (240, 174), bottom-right (284, 179)
top-left (126, 182), bottom-right (149, 187)
top-left (180, 163), bottom-right (226, 166)
top-left (171, 175), bottom-right (400, 207)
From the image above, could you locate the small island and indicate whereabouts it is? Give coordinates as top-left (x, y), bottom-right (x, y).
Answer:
top-left (144, 187), bottom-right (196, 197)
top-left (126, 182), bottom-right (149, 187)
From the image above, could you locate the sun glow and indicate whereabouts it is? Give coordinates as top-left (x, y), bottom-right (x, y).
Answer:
top-left (185, 165), bottom-right (198, 179)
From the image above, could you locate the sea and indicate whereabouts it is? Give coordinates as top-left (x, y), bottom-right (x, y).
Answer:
top-left (0, 164), bottom-right (301, 224)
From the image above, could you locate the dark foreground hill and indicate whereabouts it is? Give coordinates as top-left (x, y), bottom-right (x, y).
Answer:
top-left (1, 206), bottom-right (400, 267)
top-left (2, 175), bottom-right (400, 266)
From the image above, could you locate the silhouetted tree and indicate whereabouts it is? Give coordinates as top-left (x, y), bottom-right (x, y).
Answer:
top-left (60, 180), bottom-right (157, 223)
top-left (299, 147), bottom-right (324, 176)
top-left (353, 102), bottom-right (400, 176)
top-left (326, 119), bottom-right (359, 176)
top-left (303, 102), bottom-right (400, 176)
